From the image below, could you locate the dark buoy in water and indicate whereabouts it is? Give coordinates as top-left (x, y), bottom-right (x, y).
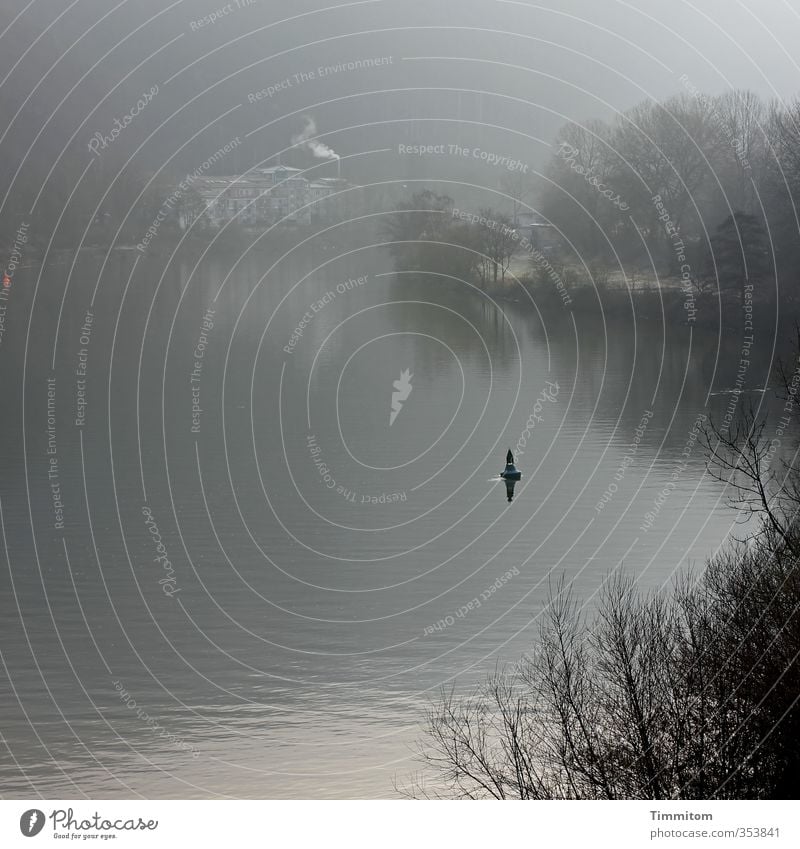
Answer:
top-left (500, 449), bottom-right (522, 481)
top-left (500, 448), bottom-right (521, 501)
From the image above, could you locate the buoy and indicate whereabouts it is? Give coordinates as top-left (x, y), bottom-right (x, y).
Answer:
top-left (500, 448), bottom-right (521, 481)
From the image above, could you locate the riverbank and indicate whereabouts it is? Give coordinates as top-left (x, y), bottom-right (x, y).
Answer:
top-left (490, 255), bottom-right (789, 338)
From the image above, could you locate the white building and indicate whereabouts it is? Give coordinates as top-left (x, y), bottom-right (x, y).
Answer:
top-left (193, 167), bottom-right (352, 228)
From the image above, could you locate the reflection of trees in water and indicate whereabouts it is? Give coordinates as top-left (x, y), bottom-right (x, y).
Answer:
top-left (385, 272), bottom-right (525, 374)
top-left (382, 271), bottom-right (788, 463)
top-left (525, 311), bottom-right (782, 459)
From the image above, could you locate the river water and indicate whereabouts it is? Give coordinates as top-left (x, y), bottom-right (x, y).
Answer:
top-left (0, 244), bottom-right (776, 798)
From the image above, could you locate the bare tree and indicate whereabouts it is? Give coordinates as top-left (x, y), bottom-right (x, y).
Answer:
top-left (540, 119), bottom-right (619, 261)
top-left (475, 208), bottom-right (517, 286)
top-left (409, 380), bottom-right (800, 799)
top-left (713, 90), bottom-right (766, 214)
top-left (703, 408), bottom-right (799, 556)
top-left (500, 170), bottom-right (538, 227)
top-left (612, 95), bottom-right (722, 270)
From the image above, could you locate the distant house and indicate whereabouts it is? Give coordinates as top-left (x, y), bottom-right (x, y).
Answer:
top-left (192, 166), bottom-right (354, 228)
top-left (257, 166), bottom-right (310, 224)
top-left (308, 177), bottom-right (350, 220)
top-left (515, 210), bottom-right (561, 252)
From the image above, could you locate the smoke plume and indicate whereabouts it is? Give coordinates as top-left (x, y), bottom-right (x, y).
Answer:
top-left (291, 115), bottom-right (340, 160)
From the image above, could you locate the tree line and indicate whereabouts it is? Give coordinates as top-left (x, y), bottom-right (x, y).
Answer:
top-left (384, 190), bottom-right (518, 288)
top-left (540, 90), bottom-right (799, 303)
top-left (385, 90), bottom-right (800, 316)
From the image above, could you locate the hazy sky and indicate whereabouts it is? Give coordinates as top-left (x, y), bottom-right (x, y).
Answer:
top-left (2, 0), bottom-right (800, 184)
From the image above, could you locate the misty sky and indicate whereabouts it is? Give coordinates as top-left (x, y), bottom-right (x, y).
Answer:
top-left (3, 0), bottom-right (800, 804)
top-left (2, 0), bottom-right (800, 190)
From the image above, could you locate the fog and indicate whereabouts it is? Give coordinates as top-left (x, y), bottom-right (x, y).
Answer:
top-left (3, 0), bottom-right (800, 192)
top-left (2, 0), bottom-right (800, 806)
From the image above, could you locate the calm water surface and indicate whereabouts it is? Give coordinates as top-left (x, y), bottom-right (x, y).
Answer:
top-left (0, 246), bottom-right (774, 797)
